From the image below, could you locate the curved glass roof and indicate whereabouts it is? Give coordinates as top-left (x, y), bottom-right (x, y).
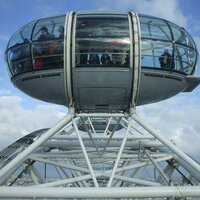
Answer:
top-left (5, 13), bottom-right (198, 78)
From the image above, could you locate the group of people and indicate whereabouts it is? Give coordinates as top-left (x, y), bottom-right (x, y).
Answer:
top-left (79, 49), bottom-right (129, 66)
top-left (33, 25), bottom-right (64, 69)
top-left (35, 25), bottom-right (174, 70)
top-left (38, 25), bottom-right (64, 41)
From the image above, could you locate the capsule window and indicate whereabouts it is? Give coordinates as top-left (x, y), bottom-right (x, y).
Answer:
top-left (7, 44), bottom-right (32, 75)
top-left (141, 40), bottom-right (173, 69)
top-left (174, 45), bottom-right (196, 74)
top-left (139, 16), bottom-right (172, 41)
top-left (75, 15), bottom-right (130, 67)
top-left (32, 16), bottom-right (65, 70)
top-left (8, 21), bottom-right (35, 48)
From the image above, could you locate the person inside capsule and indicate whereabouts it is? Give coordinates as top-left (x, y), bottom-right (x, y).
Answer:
top-left (101, 49), bottom-right (111, 65)
top-left (112, 49), bottom-right (123, 65)
top-left (38, 26), bottom-right (55, 41)
top-left (58, 26), bottom-right (64, 39)
top-left (159, 49), bottom-right (175, 69)
top-left (33, 26), bottom-right (57, 69)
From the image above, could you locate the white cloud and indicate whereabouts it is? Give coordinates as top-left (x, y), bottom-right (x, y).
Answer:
top-left (1, 92), bottom-right (199, 162)
top-left (93, 0), bottom-right (187, 27)
top-left (0, 96), bottom-right (66, 150)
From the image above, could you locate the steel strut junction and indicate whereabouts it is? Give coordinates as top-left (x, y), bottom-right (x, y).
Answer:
top-left (1, 11), bottom-right (200, 199)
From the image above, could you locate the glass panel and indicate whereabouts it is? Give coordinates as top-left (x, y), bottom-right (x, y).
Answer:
top-left (7, 44), bottom-right (32, 75)
top-left (184, 30), bottom-right (196, 49)
top-left (32, 16), bottom-right (65, 41)
top-left (32, 16), bottom-right (65, 70)
top-left (174, 45), bottom-right (196, 74)
top-left (141, 40), bottom-right (173, 69)
top-left (32, 40), bottom-right (64, 69)
top-left (75, 15), bottom-right (130, 67)
top-left (139, 16), bottom-right (172, 41)
top-left (8, 21), bottom-right (36, 48)
top-left (4, 53), bottom-right (12, 78)
top-left (169, 22), bottom-right (188, 45)
top-left (140, 15), bottom-right (198, 75)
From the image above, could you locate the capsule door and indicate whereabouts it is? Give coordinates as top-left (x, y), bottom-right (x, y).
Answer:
top-left (72, 13), bottom-right (134, 113)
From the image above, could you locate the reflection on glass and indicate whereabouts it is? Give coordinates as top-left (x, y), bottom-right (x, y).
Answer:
top-left (32, 16), bottom-right (65, 41)
top-left (174, 45), bottom-right (196, 74)
top-left (8, 44), bottom-right (32, 75)
top-left (141, 40), bottom-right (173, 68)
top-left (159, 49), bottom-right (174, 69)
top-left (140, 16), bottom-right (172, 40)
top-left (8, 21), bottom-right (36, 48)
top-left (7, 16), bottom-right (65, 75)
top-left (6, 14), bottom-right (198, 76)
top-left (32, 40), bottom-right (64, 70)
top-left (31, 16), bottom-right (65, 70)
top-left (139, 14), bottom-right (198, 74)
top-left (75, 15), bottom-right (130, 67)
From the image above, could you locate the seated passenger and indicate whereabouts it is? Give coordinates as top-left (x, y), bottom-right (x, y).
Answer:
top-left (54, 41), bottom-right (64, 68)
top-left (112, 50), bottom-right (122, 65)
top-left (80, 53), bottom-right (88, 64)
top-left (101, 49), bottom-right (111, 65)
top-left (58, 26), bottom-right (64, 39)
top-left (34, 57), bottom-right (43, 70)
top-left (89, 54), bottom-right (100, 64)
top-left (159, 49), bottom-right (174, 69)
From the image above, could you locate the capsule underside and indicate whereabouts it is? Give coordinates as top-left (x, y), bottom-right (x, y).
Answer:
top-left (5, 12), bottom-right (199, 113)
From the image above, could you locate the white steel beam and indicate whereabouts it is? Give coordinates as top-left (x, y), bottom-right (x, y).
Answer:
top-left (105, 174), bottom-right (161, 186)
top-left (52, 135), bottom-right (155, 140)
top-left (29, 156), bottom-right (90, 173)
top-left (107, 120), bottom-right (132, 187)
top-left (1, 186), bottom-right (200, 198)
top-left (76, 113), bottom-right (126, 117)
top-left (72, 118), bottom-right (99, 187)
top-left (42, 140), bottom-right (163, 150)
top-left (103, 117), bottom-right (112, 135)
top-left (101, 117), bottom-right (122, 155)
top-left (144, 149), bottom-right (170, 185)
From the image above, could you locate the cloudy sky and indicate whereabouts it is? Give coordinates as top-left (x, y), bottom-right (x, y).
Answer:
top-left (0, 0), bottom-right (200, 160)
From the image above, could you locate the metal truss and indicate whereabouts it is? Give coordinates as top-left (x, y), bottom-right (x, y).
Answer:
top-left (0, 109), bottom-right (200, 199)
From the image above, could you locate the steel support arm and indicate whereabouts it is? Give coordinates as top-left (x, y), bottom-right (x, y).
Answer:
top-left (0, 186), bottom-right (200, 198)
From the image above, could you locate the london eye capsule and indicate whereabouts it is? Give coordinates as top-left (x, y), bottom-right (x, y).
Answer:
top-left (5, 11), bottom-right (200, 113)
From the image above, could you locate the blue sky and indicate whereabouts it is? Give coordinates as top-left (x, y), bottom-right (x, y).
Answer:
top-left (0, 0), bottom-right (200, 160)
